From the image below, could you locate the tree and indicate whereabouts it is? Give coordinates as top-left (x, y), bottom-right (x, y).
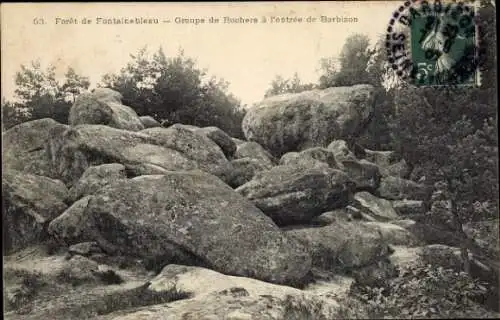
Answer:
top-left (317, 57), bottom-right (338, 89)
top-left (3, 61), bottom-right (91, 126)
top-left (264, 73), bottom-right (316, 98)
top-left (319, 34), bottom-right (373, 88)
top-left (14, 61), bottom-right (60, 103)
top-left (60, 67), bottom-right (91, 103)
top-left (101, 46), bottom-right (246, 138)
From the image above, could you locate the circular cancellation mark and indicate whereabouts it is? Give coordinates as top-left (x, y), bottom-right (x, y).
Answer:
top-left (385, 0), bottom-right (482, 87)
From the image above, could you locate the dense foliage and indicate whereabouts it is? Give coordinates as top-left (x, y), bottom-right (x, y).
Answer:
top-left (264, 73), bottom-right (316, 98)
top-left (352, 263), bottom-right (496, 319)
top-left (100, 47), bottom-right (246, 138)
top-left (1, 62), bottom-right (90, 130)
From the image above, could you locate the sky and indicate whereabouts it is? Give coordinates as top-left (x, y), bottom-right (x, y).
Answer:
top-left (1, 2), bottom-right (396, 107)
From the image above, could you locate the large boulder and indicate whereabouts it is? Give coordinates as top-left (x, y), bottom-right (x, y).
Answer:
top-left (285, 221), bottom-right (390, 271)
top-left (68, 164), bottom-right (127, 203)
top-left (236, 165), bottom-right (355, 226)
top-left (49, 196), bottom-right (110, 249)
top-left (361, 221), bottom-right (419, 246)
top-left (363, 149), bottom-right (396, 167)
top-left (327, 139), bottom-right (357, 162)
top-left (232, 137), bottom-right (245, 146)
top-left (91, 87), bottom-right (123, 103)
top-left (242, 84), bottom-right (376, 157)
top-left (392, 199), bottom-right (427, 217)
top-left (46, 124), bottom-right (163, 186)
top-left (48, 171), bottom-right (312, 285)
top-left (378, 176), bottom-right (432, 201)
top-left (363, 148), bottom-right (410, 178)
top-left (338, 159), bottom-right (381, 191)
top-left (139, 116), bottom-right (161, 128)
top-left (120, 143), bottom-right (199, 171)
top-left (3, 170), bottom-right (69, 253)
top-left (226, 157), bottom-right (273, 188)
top-left (279, 147), bottom-right (338, 169)
top-left (69, 89), bottom-right (144, 131)
top-left (141, 126), bottom-right (230, 179)
top-left (2, 118), bottom-right (68, 177)
top-left (194, 126), bottom-right (237, 159)
top-left (234, 141), bottom-right (275, 167)
top-left (310, 207), bottom-right (363, 226)
top-left (353, 191), bottom-right (399, 221)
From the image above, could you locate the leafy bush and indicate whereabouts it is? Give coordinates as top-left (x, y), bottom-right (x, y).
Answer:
top-left (351, 263), bottom-right (497, 319)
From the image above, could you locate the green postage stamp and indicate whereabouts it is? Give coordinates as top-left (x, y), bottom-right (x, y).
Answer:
top-left (387, 0), bottom-right (481, 87)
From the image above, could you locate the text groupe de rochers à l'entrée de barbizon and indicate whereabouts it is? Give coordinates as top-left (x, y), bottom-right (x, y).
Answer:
top-left (173, 16), bottom-right (358, 24)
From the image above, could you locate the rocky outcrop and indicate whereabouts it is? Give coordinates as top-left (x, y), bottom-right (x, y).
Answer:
top-left (279, 147), bottom-right (337, 169)
top-left (45, 124), bottom-right (234, 187)
top-left (141, 126), bottom-right (230, 179)
top-left (285, 221), bottom-right (390, 271)
top-left (310, 207), bottom-right (363, 226)
top-left (392, 199), bottom-right (427, 217)
top-left (194, 126), bottom-right (237, 159)
top-left (120, 143), bottom-right (199, 171)
top-left (353, 191), bottom-right (399, 221)
top-left (3, 170), bottom-right (69, 253)
top-left (48, 196), bottom-right (96, 246)
top-left (234, 141), bottom-right (275, 167)
top-left (2, 118), bottom-right (68, 177)
top-left (49, 172), bottom-right (312, 285)
top-left (363, 149), bottom-right (396, 167)
top-left (362, 222), bottom-right (419, 247)
top-left (378, 176), bottom-right (432, 201)
top-left (139, 116), bottom-right (161, 128)
top-left (236, 165), bottom-right (355, 226)
top-left (338, 159), bottom-right (381, 191)
top-left (47, 125), bottom-right (159, 186)
top-left (242, 84), bottom-right (376, 156)
top-left (69, 89), bottom-right (144, 131)
top-left (68, 164), bottom-right (127, 203)
top-left (327, 139), bottom-right (358, 162)
top-left (226, 157), bottom-right (273, 188)
top-left (232, 137), bottom-right (245, 145)
top-left (363, 148), bottom-right (411, 178)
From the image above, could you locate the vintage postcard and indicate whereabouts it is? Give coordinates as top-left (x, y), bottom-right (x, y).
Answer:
top-left (2, 1), bottom-right (498, 319)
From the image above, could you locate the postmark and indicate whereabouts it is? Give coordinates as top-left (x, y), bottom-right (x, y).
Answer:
top-left (386, 0), bottom-right (482, 87)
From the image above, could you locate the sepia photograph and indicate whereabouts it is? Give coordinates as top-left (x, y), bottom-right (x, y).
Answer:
top-left (2, 1), bottom-right (498, 319)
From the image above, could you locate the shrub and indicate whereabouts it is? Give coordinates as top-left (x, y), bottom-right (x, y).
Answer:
top-left (351, 263), bottom-right (497, 319)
